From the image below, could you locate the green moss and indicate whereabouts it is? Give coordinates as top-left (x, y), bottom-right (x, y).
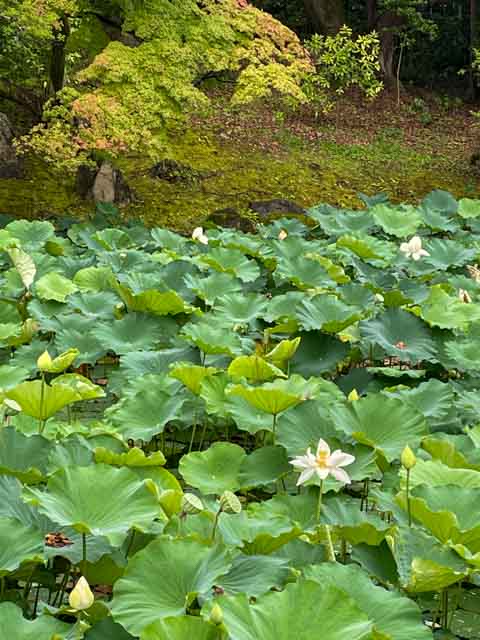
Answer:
top-left (0, 123), bottom-right (475, 229)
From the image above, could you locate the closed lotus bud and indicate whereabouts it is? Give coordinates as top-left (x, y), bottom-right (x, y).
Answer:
top-left (348, 388), bottom-right (359, 402)
top-left (69, 576), bottom-right (94, 611)
top-left (37, 350), bottom-right (53, 371)
top-left (219, 491), bottom-right (242, 514)
top-left (210, 603), bottom-right (223, 625)
top-left (181, 493), bottom-right (204, 515)
top-left (401, 445), bottom-right (417, 470)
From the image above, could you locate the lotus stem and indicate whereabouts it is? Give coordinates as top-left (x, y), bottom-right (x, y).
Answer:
top-left (188, 412), bottom-right (197, 454)
top-left (324, 525), bottom-right (336, 563)
top-left (406, 469), bottom-right (412, 527)
top-left (211, 509), bottom-right (221, 543)
top-left (39, 373), bottom-right (46, 433)
top-left (125, 529), bottom-right (136, 558)
top-left (198, 420), bottom-right (208, 451)
top-left (271, 413), bottom-right (277, 445)
top-left (82, 533), bottom-right (87, 564)
top-left (316, 480), bottom-right (323, 522)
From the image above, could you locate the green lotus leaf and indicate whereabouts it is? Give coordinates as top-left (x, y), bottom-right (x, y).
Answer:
top-left (330, 394), bottom-right (428, 462)
top-left (0, 427), bottom-right (51, 484)
top-left (304, 563), bottom-right (431, 640)
top-left (181, 321), bottom-right (246, 356)
top-left (35, 272), bottom-right (78, 302)
top-left (385, 379), bottom-right (454, 422)
top-left (321, 496), bottom-right (393, 546)
top-left (212, 579), bottom-right (373, 640)
top-left (405, 459), bottom-right (480, 490)
top-left (337, 233), bottom-right (395, 262)
top-left (179, 442), bottom-right (246, 495)
top-left (0, 321), bottom-right (22, 344)
top-left (227, 381), bottom-right (303, 416)
top-left (265, 337), bottom-right (301, 365)
top-left (371, 203), bottom-right (423, 238)
top-left (184, 271), bottom-right (242, 306)
top-left (306, 254), bottom-right (350, 284)
top-left (393, 526), bottom-right (469, 592)
top-left (420, 285), bottom-right (480, 330)
top-left (73, 266), bottom-right (117, 292)
top-left (92, 313), bottom-right (173, 354)
top-left (227, 356), bottom-right (286, 382)
top-left (85, 618), bottom-right (135, 639)
top-left (141, 617), bottom-right (221, 640)
top-left (7, 248), bottom-right (36, 289)
top-left (24, 464), bottom-right (162, 546)
top-left (398, 484), bottom-right (480, 552)
top-left (54, 328), bottom-right (106, 366)
top-left (0, 364), bottom-right (29, 390)
top-left (5, 219), bottom-right (55, 248)
top-left (199, 372), bottom-right (232, 418)
top-left (308, 205), bottom-right (374, 236)
top-left (170, 363), bottom-right (219, 395)
top-left (214, 293), bottom-right (268, 324)
top-left (423, 238), bottom-right (476, 270)
top-left (0, 517), bottom-right (44, 576)
top-left (66, 291), bottom-right (120, 319)
top-left (105, 387), bottom-right (186, 441)
top-left (94, 446), bottom-right (165, 467)
top-left (117, 285), bottom-right (195, 316)
top-left (272, 538), bottom-right (326, 569)
top-left (295, 294), bottom-right (361, 333)
top-left (200, 247), bottom-right (260, 283)
top-left (216, 554), bottom-right (289, 597)
top-left (420, 436), bottom-right (480, 471)
top-left (290, 331), bottom-right (349, 376)
top-left (238, 446), bottom-right (290, 488)
top-left (47, 434), bottom-right (94, 473)
top-left (359, 308), bottom-right (436, 363)
top-left (458, 197), bottom-right (480, 218)
top-left (276, 399), bottom-right (339, 456)
top-left (274, 252), bottom-right (337, 289)
top-left (0, 602), bottom-right (71, 640)
top-left (38, 348), bottom-right (80, 374)
top-left (111, 536), bottom-right (233, 635)
top-left (444, 333), bottom-right (480, 372)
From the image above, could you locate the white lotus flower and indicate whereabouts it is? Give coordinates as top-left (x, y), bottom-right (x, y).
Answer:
top-left (290, 438), bottom-right (355, 486)
top-left (69, 576), bottom-right (94, 611)
top-left (399, 236), bottom-right (430, 261)
top-left (278, 229), bottom-right (288, 240)
top-left (192, 227), bottom-right (208, 245)
top-left (459, 288), bottom-right (472, 303)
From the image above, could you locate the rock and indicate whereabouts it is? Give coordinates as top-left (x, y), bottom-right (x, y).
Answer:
top-left (207, 207), bottom-right (256, 232)
top-left (75, 164), bottom-right (97, 199)
top-left (249, 198), bottom-right (306, 217)
top-left (0, 113), bottom-right (23, 178)
top-left (91, 161), bottom-right (133, 205)
top-left (150, 159), bottom-right (208, 184)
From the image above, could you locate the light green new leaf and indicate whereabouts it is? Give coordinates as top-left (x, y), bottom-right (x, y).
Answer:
top-left (214, 579), bottom-right (373, 640)
top-left (95, 447), bottom-right (166, 467)
top-left (111, 537), bottom-right (233, 635)
top-left (227, 356), bottom-right (286, 382)
top-left (458, 198), bottom-right (480, 219)
top-left (24, 464), bottom-right (162, 546)
top-left (35, 272), bottom-right (78, 302)
top-left (170, 363), bottom-right (219, 395)
top-left (227, 381), bottom-right (303, 416)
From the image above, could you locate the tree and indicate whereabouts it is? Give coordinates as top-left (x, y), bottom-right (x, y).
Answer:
top-left (303, 0), bottom-right (345, 35)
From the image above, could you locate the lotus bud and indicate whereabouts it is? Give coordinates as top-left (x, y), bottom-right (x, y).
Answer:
top-left (181, 493), bottom-right (204, 515)
top-left (347, 388), bottom-right (359, 402)
top-left (278, 229), bottom-right (288, 241)
top-left (219, 490), bottom-right (242, 514)
top-left (69, 576), bottom-right (94, 611)
top-left (401, 445), bottom-right (417, 471)
top-left (210, 603), bottom-right (223, 625)
top-left (37, 350), bottom-right (53, 371)
top-left (459, 289), bottom-right (472, 303)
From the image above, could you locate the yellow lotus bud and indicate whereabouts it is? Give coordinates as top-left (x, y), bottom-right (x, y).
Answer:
top-left (219, 491), bottom-right (242, 514)
top-left (210, 603), bottom-right (223, 625)
top-left (401, 445), bottom-right (417, 471)
top-left (347, 389), bottom-right (359, 402)
top-left (181, 493), bottom-right (204, 515)
top-left (37, 350), bottom-right (53, 372)
top-left (69, 576), bottom-right (94, 611)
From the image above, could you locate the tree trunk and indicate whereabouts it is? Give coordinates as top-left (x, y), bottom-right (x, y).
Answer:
top-left (50, 15), bottom-right (70, 94)
top-left (370, 8), bottom-right (405, 87)
top-left (303, 0), bottom-right (345, 35)
top-left (469, 0), bottom-right (477, 98)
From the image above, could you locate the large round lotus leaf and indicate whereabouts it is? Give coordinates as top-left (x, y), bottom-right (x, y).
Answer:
top-left (169, 363), bottom-right (219, 395)
top-left (422, 189), bottom-right (458, 214)
top-left (238, 446), bottom-right (290, 488)
top-left (73, 266), bottom-right (117, 292)
top-left (179, 442), bottom-right (246, 494)
top-left (199, 247), bottom-right (260, 282)
top-left (371, 203), bottom-right (422, 238)
top-left (276, 399), bottom-right (339, 456)
top-left (227, 395), bottom-right (276, 434)
top-left (359, 308), bottom-right (436, 363)
top-left (181, 321), bottom-right (246, 356)
top-left (105, 387), bottom-right (186, 441)
top-left (66, 291), bottom-right (120, 319)
top-left (289, 331), bottom-right (349, 376)
top-left (422, 238), bottom-right (476, 270)
top-left (295, 295), bottom-right (361, 334)
top-left (420, 285), bottom-right (480, 330)
top-left (227, 356), bottom-right (286, 382)
top-left (0, 602), bottom-right (71, 639)
top-left (184, 271), bottom-right (242, 306)
top-left (321, 496), bottom-right (392, 546)
top-left (227, 381), bottom-right (303, 416)
top-left (393, 526), bottom-right (469, 592)
top-left (444, 334), bottom-right (480, 372)
top-left (141, 617), bottom-right (221, 640)
top-left (330, 394), bottom-right (428, 462)
top-left (458, 197), bottom-right (480, 218)
top-left (0, 517), bottom-right (44, 576)
top-left (86, 617), bottom-right (135, 639)
top-left (35, 272), bottom-right (78, 302)
top-left (274, 253), bottom-right (336, 289)
top-left (216, 553), bottom-right (289, 597)
top-left (6, 380), bottom-right (81, 421)
top-left (405, 459), bottom-right (480, 490)
top-left (385, 379), bottom-right (453, 422)
top-left (92, 313), bottom-right (170, 354)
top-left (214, 293), bottom-right (268, 325)
top-left (94, 446), bottom-right (166, 468)
top-left (118, 287), bottom-right (194, 316)
top-left (52, 373), bottom-right (105, 400)
top-left (24, 464), bottom-right (162, 546)
top-left (213, 579), bottom-right (373, 640)
top-left (111, 537), bottom-right (233, 635)
top-left (336, 233), bottom-right (395, 262)
top-left (6, 219), bottom-right (55, 248)
top-left (304, 563), bottom-right (431, 640)
top-left (308, 204), bottom-right (374, 236)
top-left (0, 427), bottom-right (51, 484)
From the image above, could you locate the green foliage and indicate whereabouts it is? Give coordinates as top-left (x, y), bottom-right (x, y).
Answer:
top-left (304, 26), bottom-right (383, 117)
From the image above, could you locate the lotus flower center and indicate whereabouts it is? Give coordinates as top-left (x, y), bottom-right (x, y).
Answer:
top-left (316, 451), bottom-right (329, 468)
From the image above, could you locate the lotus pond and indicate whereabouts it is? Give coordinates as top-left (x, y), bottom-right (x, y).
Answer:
top-left (2, 191), bottom-right (480, 638)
